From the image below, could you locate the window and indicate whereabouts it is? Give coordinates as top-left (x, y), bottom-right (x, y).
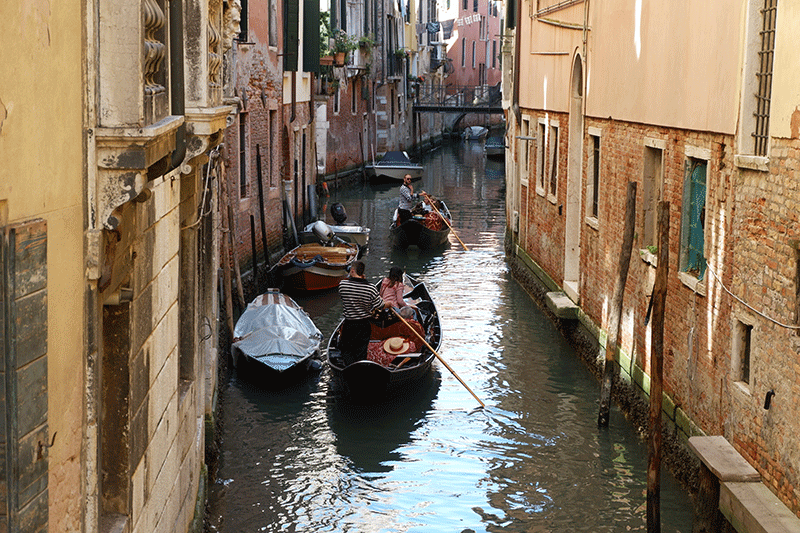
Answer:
top-left (268, 0), bottom-right (277, 45)
top-left (536, 121), bottom-right (546, 194)
top-left (753, 0), bottom-right (777, 156)
top-left (463, 0), bottom-right (467, 10)
top-left (548, 123), bottom-right (559, 198)
top-left (473, 0), bottom-right (478, 11)
top-left (461, 38), bottom-right (466, 67)
top-left (269, 110), bottom-right (277, 186)
top-left (390, 87), bottom-right (395, 125)
top-left (587, 132), bottom-right (600, 220)
top-left (642, 142), bottom-right (664, 247)
top-left (492, 40), bottom-right (496, 68)
top-left (239, 114), bottom-right (248, 197)
top-left (520, 117), bottom-right (530, 179)
top-left (733, 320), bottom-right (753, 385)
top-left (352, 78), bottom-right (358, 114)
top-left (472, 41), bottom-right (476, 68)
top-left (333, 85), bottom-right (340, 114)
top-left (680, 157), bottom-right (707, 279)
top-left (737, 0), bottom-right (778, 163)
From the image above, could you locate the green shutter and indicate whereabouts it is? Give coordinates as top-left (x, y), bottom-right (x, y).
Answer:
top-left (284, 0), bottom-right (299, 71)
top-left (303, 0), bottom-right (321, 73)
top-left (2, 219), bottom-right (49, 533)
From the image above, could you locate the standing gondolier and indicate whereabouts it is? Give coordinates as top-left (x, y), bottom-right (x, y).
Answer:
top-left (397, 174), bottom-right (426, 225)
top-left (338, 260), bottom-right (390, 366)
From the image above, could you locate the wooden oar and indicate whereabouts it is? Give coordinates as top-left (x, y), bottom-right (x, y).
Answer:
top-left (391, 308), bottom-right (484, 408)
top-left (422, 193), bottom-right (468, 251)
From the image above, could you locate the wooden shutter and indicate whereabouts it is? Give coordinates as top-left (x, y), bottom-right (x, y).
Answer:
top-left (1, 219), bottom-right (49, 533)
top-left (283, 0), bottom-right (299, 71)
top-left (302, 0), bottom-right (320, 73)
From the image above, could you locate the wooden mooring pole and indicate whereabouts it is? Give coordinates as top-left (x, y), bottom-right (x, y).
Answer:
top-left (647, 200), bottom-right (669, 533)
top-left (255, 144), bottom-right (270, 272)
top-left (598, 181), bottom-right (637, 427)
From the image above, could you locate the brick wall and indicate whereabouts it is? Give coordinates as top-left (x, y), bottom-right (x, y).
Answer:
top-left (513, 109), bottom-right (800, 515)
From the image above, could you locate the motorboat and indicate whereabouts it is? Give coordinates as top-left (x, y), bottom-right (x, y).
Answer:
top-left (232, 289), bottom-right (323, 379)
top-left (364, 151), bottom-right (424, 182)
top-left (298, 203), bottom-right (370, 248)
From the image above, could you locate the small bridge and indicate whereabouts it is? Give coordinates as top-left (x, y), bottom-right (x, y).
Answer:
top-left (412, 83), bottom-right (503, 114)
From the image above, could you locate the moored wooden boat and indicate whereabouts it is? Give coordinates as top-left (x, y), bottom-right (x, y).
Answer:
top-left (327, 276), bottom-right (441, 400)
top-left (272, 242), bottom-right (359, 292)
top-left (365, 151), bottom-right (424, 182)
top-left (232, 289), bottom-right (323, 380)
top-left (389, 199), bottom-right (452, 249)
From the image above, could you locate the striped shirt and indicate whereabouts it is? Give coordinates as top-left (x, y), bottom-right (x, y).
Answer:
top-left (398, 184), bottom-right (418, 211)
top-left (339, 277), bottom-right (383, 320)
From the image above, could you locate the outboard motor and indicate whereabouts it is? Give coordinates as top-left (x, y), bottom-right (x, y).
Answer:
top-left (330, 202), bottom-right (347, 225)
top-left (312, 220), bottom-right (335, 243)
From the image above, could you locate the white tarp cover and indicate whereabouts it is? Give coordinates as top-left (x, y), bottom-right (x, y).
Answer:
top-left (233, 293), bottom-right (322, 371)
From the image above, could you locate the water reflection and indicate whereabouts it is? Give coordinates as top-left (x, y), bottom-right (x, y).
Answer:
top-left (208, 140), bottom-right (694, 533)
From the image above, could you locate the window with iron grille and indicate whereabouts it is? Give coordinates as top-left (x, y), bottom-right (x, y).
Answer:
top-left (680, 158), bottom-right (707, 279)
top-left (752, 0), bottom-right (777, 156)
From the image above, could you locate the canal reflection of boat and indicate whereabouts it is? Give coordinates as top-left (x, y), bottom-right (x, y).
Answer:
top-left (232, 289), bottom-right (324, 380)
top-left (326, 371), bottom-right (440, 473)
top-left (271, 241), bottom-right (359, 292)
top-left (327, 275), bottom-right (442, 401)
top-left (365, 151), bottom-right (424, 183)
top-left (389, 199), bottom-right (452, 250)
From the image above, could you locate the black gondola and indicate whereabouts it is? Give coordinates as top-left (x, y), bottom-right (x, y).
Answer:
top-left (389, 200), bottom-right (452, 250)
top-left (326, 275), bottom-right (442, 400)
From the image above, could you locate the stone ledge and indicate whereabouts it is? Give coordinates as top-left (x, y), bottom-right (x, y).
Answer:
top-left (721, 482), bottom-right (800, 533)
top-left (545, 291), bottom-right (579, 320)
top-left (688, 436), bottom-right (760, 482)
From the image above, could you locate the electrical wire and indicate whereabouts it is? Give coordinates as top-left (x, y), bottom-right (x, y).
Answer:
top-left (706, 261), bottom-right (800, 330)
top-left (182, 145), bottom-right (221, 230)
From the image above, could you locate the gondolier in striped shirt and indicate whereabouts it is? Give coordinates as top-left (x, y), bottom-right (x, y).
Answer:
top-left (397, 174), bottom-right (426, 225)
top-left (338, 260), bottom-right (390, 366)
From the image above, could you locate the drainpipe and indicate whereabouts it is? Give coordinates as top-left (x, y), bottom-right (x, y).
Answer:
top-left (169, 0), bottom-right (187, 170)
top-left (511, 0), bottom-right (522, 121)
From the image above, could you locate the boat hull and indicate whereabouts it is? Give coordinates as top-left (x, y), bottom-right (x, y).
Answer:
top-left (365, 164), bottom-right (423, 182)
top-left (389, 200), bottom-right (452, 250)
top-left (327, 277), bottom-right (441, 400)
top-left (365, 150), bottom-right (424, 182)
top-left (389, 218), bottom-right (450, 249)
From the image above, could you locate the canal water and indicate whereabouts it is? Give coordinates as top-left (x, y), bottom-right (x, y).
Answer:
top-left (206, 140), bottom-right (695, 532)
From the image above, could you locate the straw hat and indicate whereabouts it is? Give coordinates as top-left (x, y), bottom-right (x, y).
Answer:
top-left (383, 337), bottom-right (411, 355)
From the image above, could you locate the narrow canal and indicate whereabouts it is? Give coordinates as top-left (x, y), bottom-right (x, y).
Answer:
top-left (205, 140), bottom-right (695, 532)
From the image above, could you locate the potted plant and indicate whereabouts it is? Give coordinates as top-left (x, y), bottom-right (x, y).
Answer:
top-left (332, 30), bottom-right (356, 66)
top-left (358, 33), bottom-right (376, 49)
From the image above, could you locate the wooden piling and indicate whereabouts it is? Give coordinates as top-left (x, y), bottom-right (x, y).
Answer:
top-left (647, 200), bottom-right (669, 533)
top-left (256, 144), bottom-right (270, 271)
